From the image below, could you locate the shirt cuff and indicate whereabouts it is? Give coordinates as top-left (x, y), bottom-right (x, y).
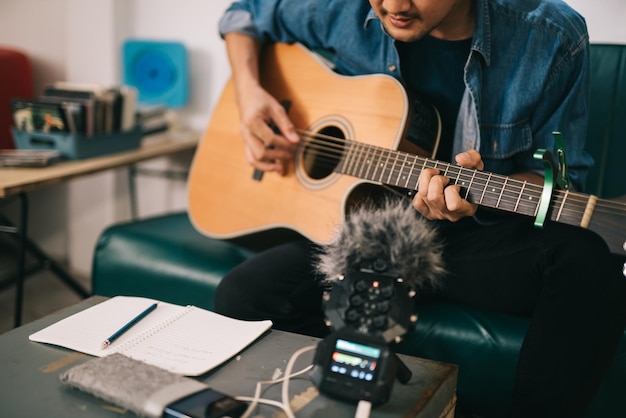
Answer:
top-left (218, 9), bottom-right (260, 39)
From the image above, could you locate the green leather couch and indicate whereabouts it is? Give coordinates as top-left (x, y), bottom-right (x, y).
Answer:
top-left (92, 44), bottom-right (626, 417)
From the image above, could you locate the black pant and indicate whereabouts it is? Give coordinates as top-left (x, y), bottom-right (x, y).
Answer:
top-left (215, 217), bottom-right (626, 418)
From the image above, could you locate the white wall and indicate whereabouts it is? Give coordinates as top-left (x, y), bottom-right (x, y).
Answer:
top-left (567, 0), bottom-right (626, 43)
top-left (0, 0), bottom-right (624, 278)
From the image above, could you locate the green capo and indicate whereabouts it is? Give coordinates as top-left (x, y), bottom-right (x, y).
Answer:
top-left (533, 131), bottom-right (569, 228)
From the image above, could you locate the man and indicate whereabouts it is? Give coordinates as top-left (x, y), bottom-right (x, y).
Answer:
top-left (214, 1), bottom-right (626, 416)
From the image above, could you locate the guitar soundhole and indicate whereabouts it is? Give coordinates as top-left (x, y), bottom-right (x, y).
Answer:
top-left (302, 125), bottom-right (346, 180)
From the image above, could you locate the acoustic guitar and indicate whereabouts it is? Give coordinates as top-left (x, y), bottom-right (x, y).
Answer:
top-left (188, 43), bottom-right (626, 256)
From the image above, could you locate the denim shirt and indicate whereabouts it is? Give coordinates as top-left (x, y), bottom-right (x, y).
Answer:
top-left (220, 0), bottom-right (592, 191)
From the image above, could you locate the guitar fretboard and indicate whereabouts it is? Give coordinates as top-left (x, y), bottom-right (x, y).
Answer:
top-left (336, 141), bottom-right (592, 228)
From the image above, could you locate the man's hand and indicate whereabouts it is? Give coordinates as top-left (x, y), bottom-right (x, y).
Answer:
top-left (412, 150), bottom-right (484, 221)
top-left (224, 32), bottom-right (300, 176)
top-left (237, 84), bottom-right (299, 176)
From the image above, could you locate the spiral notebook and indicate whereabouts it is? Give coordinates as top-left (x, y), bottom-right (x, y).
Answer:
top-left (29, 296), bottom-right (272, 376)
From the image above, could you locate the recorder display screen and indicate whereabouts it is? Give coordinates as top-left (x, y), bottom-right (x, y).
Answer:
top-left (328, 338), bottom-right (381, 382)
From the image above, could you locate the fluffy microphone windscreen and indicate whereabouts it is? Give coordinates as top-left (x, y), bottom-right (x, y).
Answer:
top-left (315, 197), bottom-right (445, 291)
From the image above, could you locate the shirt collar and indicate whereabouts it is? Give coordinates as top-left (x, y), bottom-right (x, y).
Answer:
top-left (364, 8), bottom-right (378, 29)
top-left (364, 2), bottom-right (491, 66)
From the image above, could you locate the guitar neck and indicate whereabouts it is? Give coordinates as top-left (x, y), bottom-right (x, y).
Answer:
top-left (336, 142), bottom-right (590, 228)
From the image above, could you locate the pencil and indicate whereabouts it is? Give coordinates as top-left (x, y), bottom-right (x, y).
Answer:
top-left (101, 302), bottom-right (158, 349)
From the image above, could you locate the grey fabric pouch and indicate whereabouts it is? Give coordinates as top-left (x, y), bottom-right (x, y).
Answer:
top-left (59, 353), bottom-right (207, 418)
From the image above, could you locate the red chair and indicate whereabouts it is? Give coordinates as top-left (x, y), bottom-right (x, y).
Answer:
top-left (0, 47), bottom-right (34, 149)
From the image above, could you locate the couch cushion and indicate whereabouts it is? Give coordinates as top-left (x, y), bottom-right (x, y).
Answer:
top-left (92, 212), bottom-right (255, 310)
top-left (399, 303), bottom-right (524, 417)
top-left (399, 303), bottom-right (626, 418)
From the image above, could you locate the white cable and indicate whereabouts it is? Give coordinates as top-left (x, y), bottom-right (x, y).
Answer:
top-left (354, 400), bottom-right (372, 418)
top-left (237, 366), bottom-right (312, 418)
top-left (281, 344), bottom-right (317, 418)
top-left (235, 396), bottom-right (291, 413)
top-left (236, 343), bottom-right (371, 418)
top-left (237, 344), bottom-right (316, 418)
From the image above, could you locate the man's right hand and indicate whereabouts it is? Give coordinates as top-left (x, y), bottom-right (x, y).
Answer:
top-left (236, 83), bottom-right (300, 176)
top-left (224, 33), bottom-right (300, 176)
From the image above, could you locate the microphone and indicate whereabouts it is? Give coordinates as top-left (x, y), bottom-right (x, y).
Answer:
top-left (315, 197), bottom-right (445, 341)
top-left (310, 197), bottom-right (445, 405)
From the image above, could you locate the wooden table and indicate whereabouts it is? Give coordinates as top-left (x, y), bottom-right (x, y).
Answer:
top-left (0, 135), bottom-right (198, 327)
top-left (0, 297), bottom-right (458, 417)
top-left (0, 137), bottom-right (197, 198)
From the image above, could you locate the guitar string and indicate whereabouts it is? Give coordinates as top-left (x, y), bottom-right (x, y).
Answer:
top-left (326, 137), bottom-right (626, 227)
top-left (297, 128), bottom-right (603, 209)
top-left (295, 129), bottom-right (626, 221)
top-left (298, 129), bottom-right (537, 192)
top-left (299, 139), bottom-right (573, 221)
top-left (298, 131), bottom-right (578, 215)
top-left (288, 128), bottom-right (626, 250)
top-left (292, 130), bottom-right (626, 251)
top-left (297, 130), bottom-right (548, 213)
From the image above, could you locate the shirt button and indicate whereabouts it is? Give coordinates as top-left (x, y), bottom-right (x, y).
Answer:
top-left (388, 64), bottom-right (397, 72)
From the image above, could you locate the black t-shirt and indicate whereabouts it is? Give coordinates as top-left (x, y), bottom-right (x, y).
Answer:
top-left (396, 36), bottom-right (472, 162)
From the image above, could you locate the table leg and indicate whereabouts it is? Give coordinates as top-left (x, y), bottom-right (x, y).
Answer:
top-left (13, 192), bottom-right (28, 328)
top-left (0, 193), bottom-right (90, 328)
top-left (128, 165), bottom-right (138, 220)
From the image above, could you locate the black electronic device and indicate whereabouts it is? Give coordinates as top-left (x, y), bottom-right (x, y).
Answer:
top-left (312, 198), bottom-right (444, 407)
top-left (311, 267), bottom-right (415, 406)
top-left (163, 388), bottom-right (247, 418)
top-left (311, 328), bottom-right (409, 405)
top-left (321, 265), bottom-right (416, 342)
